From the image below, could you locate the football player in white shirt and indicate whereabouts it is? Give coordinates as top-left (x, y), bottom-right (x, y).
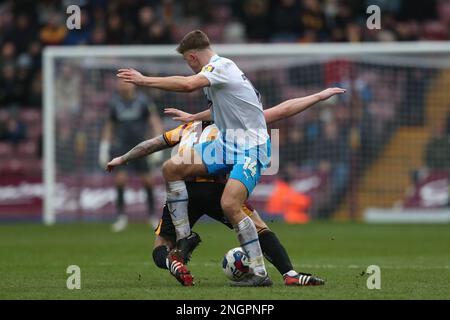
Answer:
top-left (106, 87), bottom-right (345, 287)
top-left (117, 30), bottom-right (342, 287)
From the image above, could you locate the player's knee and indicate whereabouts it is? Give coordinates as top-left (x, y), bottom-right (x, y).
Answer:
top-left (152, 245), bottom-right (169, 269)
top-left (162, 159), bottom-right (182, 179)
top-left (221, 196), bottom-right (240, 217)
top-left (162, 160), bottom-right (175, 178)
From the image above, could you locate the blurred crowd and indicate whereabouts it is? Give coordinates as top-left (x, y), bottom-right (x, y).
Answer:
top-left (1, 0), bottom-right (449, 111)
top-left (0, 0), bottom-right (445, 216)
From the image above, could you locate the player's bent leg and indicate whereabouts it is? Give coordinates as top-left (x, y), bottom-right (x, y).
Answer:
top-left (249, 209), bottom-right (294, 277)
top-left (152, 235), bottom-right (174, 270)
top-left (161, 151), bottom-right (208, 241)
top-left (248, 208), bottom-right (324, 286)
top-left (154, 200), bottom-right (202, 287)
top-left (152, 235), bottom-right (194, 286)
top-left (161, 150), bottom-right (206, 286)
top-left (162, 148), bottom-right (208, 181)
top-left (222, 179), bottom-right (272, 287)
top-left (220, 179), bottom-right (250, 226)
top-left (152, 229), bottom-right (195, 287)
top-left (112, 171), bottom-right (128, 232)
top-left (248, 209), bottom-right (294, 275)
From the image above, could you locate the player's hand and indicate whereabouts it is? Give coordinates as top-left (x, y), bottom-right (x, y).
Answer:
top-left (164, 108), bottom-right (195, 123)
top-left (106, 157), bottom-right (125, 172)
top-left (317, 87), bottom-right (346, 101)
top-left (117, 68), bottom-right (145, 85)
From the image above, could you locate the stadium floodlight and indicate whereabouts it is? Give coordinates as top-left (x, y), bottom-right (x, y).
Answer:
top-left (43, 42), bottom-right (450, 225)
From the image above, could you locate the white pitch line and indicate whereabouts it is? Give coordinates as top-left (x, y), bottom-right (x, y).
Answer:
top-left (70, 262), bottom-right (450, 270)
top-left (184, 262), bottom-right (450, 270)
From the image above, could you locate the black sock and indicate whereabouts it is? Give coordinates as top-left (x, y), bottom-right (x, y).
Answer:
top-left (258, 230), bottom-right (294, 276)
top-left (152, 245), bottom-right (169, 269)
top-left (145, 187), bottom-right (155, 216)
top-left (117, 186), bottom-right (125, 215)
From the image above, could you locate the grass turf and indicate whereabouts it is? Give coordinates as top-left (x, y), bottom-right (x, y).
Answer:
top-left (0, 222), bottom-right (449, 299)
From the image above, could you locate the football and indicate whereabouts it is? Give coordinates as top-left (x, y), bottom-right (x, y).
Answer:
top-left (222, 247), bottom-right (251, 281)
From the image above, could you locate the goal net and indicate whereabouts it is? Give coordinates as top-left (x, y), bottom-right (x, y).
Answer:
top-left (43, 43), bottom-right (450, 224)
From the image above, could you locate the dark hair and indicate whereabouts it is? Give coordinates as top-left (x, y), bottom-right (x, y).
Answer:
top-left (176, 30), bottom-right (211, 54)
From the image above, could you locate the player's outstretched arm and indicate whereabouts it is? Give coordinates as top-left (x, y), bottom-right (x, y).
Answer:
top-left (117, 68), bottom-right (209, 92)
top-left (264, 87), bottom-right (346, 124)
top-left (163, 87), bottom-right (345, 125)
top-left (106, 135), bottom-right (168, 172)
top-left (164, 108), bottom-right (211, 123)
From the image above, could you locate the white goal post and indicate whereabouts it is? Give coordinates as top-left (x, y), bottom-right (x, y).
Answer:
top-left (43, 41), bottom-right (450, 225)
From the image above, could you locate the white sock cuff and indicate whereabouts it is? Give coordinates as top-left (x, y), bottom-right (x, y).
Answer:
top-left (234, 215), bottom-right (253, 232)
top-left (168, 180), bottom-right (187, 193)
top-left (284, 270), bottom-right (297, 277)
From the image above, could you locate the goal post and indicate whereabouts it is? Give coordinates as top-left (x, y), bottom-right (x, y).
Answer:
top-left (43, 42), bottom-right (450, 225)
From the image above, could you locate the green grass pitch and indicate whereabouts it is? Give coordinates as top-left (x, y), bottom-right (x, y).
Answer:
top-left (0, 222), bottom-right (449, 299)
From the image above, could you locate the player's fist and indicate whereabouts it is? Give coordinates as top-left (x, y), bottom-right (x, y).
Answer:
top-left (117, 68), bottom-right (145, 86)
top-left (106, 157), bottom-right (125, 172)
top-left (317, 87), bottom-right (346, 101)
top-left (164, 107), bottom-right (195, 123)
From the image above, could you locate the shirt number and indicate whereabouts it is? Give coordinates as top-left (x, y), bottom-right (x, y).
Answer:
top-left (243, 156), bottom-right (257, 178)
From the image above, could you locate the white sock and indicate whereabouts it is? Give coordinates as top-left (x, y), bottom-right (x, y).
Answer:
top-left (284, 270), bottom-right (297, 277)
top-left (234, 216), bottom-right (267, 277)
top-left (166, 180), bottom-right (190, 241)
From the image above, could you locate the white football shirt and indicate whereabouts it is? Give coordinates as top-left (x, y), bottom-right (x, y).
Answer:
top-left (199, 54), bottom-right (270, 164)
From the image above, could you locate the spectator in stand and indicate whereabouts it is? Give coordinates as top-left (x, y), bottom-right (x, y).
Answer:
top-left (237, 0), bottom-right (271, 42)
top-left (39, 13), bottom-right (67, 46)
top-left (28, 71), bottom-right (42, 108)
top-left (182, 0), bottom-right (212, 24)
top-left (14, 54), bottom-right (32, 105)
top-left (4, 13), bottom-right (37, 54)
top-left (307, 120), bottom-right (350, 195)
top-left (27, 41), bottom-right (42, 76)
top-left (135, 6), bottom-right (173, 44)
top-left (0, 64), bottom-right (19, 108)
top-left (136, 5), bottom-right (156, 43)
top-left (105, 12), bottom-right (127, 45)
top-left (90, 26), bottom-right (106, 45)
top-left (299, 0), bottom-right (328, 42)
top-left (329, 1), bottom-right (353, 42)
top-left (1, 41), bottom-right (16, 69)
top-left (270, 0), bottom-right (301, 42)
top-left (0, 112), bottom-right (26, 145)
top-left (1, 0), bottom-right (450, 111)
